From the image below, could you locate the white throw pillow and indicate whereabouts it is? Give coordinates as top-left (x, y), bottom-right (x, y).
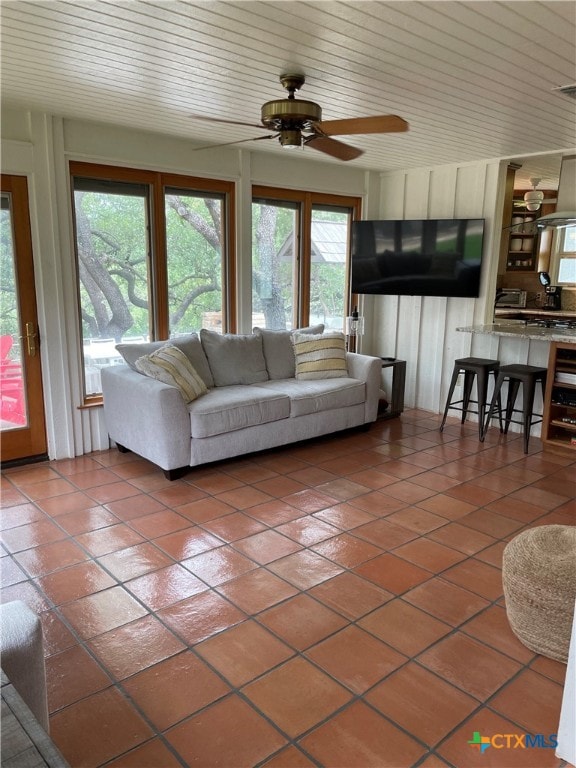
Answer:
top-left (135, 344), bottom-right (208, 403)
top-left (292, 332), bottom-right (348, 380)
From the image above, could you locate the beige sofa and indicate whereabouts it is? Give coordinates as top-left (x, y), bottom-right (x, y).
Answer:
top-left (101, 328), bottom-right (382, 479)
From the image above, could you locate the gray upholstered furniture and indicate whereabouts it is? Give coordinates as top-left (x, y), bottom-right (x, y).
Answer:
top-left (0, 600), bottom-right (49, 733)
top-left (101, 328), bottom-right (382, 479)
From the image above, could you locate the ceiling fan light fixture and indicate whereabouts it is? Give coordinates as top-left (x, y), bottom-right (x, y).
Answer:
top-left (279, 129), bottom-right (302, 148)
top-left (524, 189), bottom-right (545, 211)
top-left (523, 178), bottom-right (545, 211)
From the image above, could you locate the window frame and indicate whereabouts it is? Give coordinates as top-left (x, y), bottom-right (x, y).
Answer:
top-left (553, 224), bottom-right (576, 286)
top-left (69, 162), bottom-right (236, 403)
top-left (251, 186), bottom-right (361, 328)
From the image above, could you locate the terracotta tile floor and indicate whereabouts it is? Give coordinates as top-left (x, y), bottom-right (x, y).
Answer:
top-left (1, 408), bottom-right (574, 768)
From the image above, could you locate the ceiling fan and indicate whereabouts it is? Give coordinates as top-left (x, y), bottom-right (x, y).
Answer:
top-left (514, 178), bottom-right (558, 211)
top-left (190, 74), bottom-right (409, 161)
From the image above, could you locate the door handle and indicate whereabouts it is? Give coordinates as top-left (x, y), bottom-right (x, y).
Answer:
top-left (23, 322), bottom-right (37, 357)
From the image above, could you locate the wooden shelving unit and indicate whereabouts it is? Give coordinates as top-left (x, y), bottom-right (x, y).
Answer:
top-left (542, 341), bottom-right (576, 455)
top-left (506, 208), bottom-right (537, 271)
top-left (502, 190), bottom-right (556, 273)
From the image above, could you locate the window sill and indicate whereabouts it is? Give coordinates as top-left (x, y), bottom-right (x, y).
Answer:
top-left (78, 396), bottom-right (103, 409)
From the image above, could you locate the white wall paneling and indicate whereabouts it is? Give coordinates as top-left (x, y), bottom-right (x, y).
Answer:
top-left (366, 160), bottom-right (505, 422)
top-left (27, 114), bottom-right (78, 459)
top-left (236, 152), bottom-right (253, 334)
top-left (1, 139), bottom-right (35, 174)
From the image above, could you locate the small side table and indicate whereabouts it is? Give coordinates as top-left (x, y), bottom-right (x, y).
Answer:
top-left (379, 358), bottom-right (406, 419)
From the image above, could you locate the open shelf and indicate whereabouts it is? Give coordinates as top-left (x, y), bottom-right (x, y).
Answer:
top-left (506, 208), bottom-right (537, 272)
top-left (542, 342), bottom-right (576, 455)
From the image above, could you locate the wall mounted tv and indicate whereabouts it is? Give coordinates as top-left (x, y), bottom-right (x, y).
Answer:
top-left (351, 218), bottom-right (485, 298)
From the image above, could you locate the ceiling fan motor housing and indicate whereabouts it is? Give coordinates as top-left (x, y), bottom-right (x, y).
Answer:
top-left (261, 98), bottom-right (322, 131)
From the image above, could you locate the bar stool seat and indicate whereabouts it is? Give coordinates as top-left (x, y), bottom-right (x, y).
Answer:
top-left (481, 364), bottom-right (547, 453)
top-left (439, 357), bottom-right (501, 439)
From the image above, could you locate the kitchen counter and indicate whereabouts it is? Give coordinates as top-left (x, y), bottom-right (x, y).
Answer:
top-left (457, 324), bottom-right (576, 343)
top-left (494, 309), bottom-right (576, 320)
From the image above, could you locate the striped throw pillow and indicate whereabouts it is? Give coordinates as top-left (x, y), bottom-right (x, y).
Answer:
top-left (135, 344), bottom-right (208, 402)
top-left (292, 332), bottom-right (348, 380)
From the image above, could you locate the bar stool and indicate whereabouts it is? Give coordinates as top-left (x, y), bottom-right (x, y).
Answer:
top-left (439, 357), bottom-right (502, 439)
top-left (481, 364), bottom-right (547, 454)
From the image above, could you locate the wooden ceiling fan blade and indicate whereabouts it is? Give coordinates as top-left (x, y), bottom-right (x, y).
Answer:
top-left (190, 114), bottom-right (269, 130)
top-left (193, 135), bottom-right (275, 151)
top-left (306, 135), bottom-right (363, 161)
top-left (316, 115), bottom-right (409, 136)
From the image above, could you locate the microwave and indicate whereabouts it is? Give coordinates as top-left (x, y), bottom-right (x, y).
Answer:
top-left (495, 289), bottom-right (527, 308)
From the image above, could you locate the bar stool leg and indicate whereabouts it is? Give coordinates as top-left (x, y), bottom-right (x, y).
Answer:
top-left (520, 378), bottom-right (537, 454)
top-left (475, 367), bottom-right (490, 441)
top-left (492, 370), bottom-right (504, 432)
top-left (481, 371), bottom-right (504, 442)
top-left (439, 366), bottom-right (461, 432)
top-left (461, 371), bottom-right (475, 425)
top-left (504, 379), bottom-right (521, 434)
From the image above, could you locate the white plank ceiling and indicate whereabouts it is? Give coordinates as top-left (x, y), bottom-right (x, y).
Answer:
top-left (2, 0), bottom-right (575, 187)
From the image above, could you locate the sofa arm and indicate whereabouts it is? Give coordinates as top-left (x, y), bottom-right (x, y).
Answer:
top-left (346, 352), bottom-right (382, 423)
top-left (0, 601), bottom-right (49, 733)
top-left (101, 365), bottom-right (190, 471)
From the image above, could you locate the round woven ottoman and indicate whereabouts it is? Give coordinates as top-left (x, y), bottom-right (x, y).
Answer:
top-left (502, 525), bottom-right (576, 663)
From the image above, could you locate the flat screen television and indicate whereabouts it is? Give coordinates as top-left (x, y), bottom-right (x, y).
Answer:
top-left (351, 218), bottom-right (485, 298)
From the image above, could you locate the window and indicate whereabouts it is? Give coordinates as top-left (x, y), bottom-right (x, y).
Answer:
top-left (555, 224), bottom-right (576, 284)
top-left (164, 187), bottom-right (228, 336)
top-left (251, 198), bottom-right (299, 329)
top-left (70, 163), bottom-right (234, 398)
top-left (309, 206), bottom-right (351, 331)
top-left (251, 188), bottom-right (360, 330)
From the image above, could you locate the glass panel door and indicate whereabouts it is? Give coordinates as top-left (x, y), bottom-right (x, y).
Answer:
top-left (1, 193), bottom-right (27, 428)
top-left (0, 176), bottom-right (47, 462)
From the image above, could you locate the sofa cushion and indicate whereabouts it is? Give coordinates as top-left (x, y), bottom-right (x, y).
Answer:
top-left (292, 331), bottom-right (348, 380)
top-left (116, 334), bottom-right (214, 387)
top-left (200, 329), bottom-right (269, 386)
top-left (135, 345), bottom-right (209, 403)
top-left (189, 385), bottom-right (290, 438)
top-left (254, 324), bottom-right (324, 380)
top-left (254, 378), bottom-right (365, 417)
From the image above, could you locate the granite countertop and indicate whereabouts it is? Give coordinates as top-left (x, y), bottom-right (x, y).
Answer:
top-left (457, 324), bottom-right (576, 343)
top-left (494, 309), bottom-right (576, 319)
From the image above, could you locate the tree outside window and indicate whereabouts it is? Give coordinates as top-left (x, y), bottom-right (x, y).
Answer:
top-left (251, 188), bottom-right (360, 331)
top-left (71, 164), bottom-right (234, 397)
